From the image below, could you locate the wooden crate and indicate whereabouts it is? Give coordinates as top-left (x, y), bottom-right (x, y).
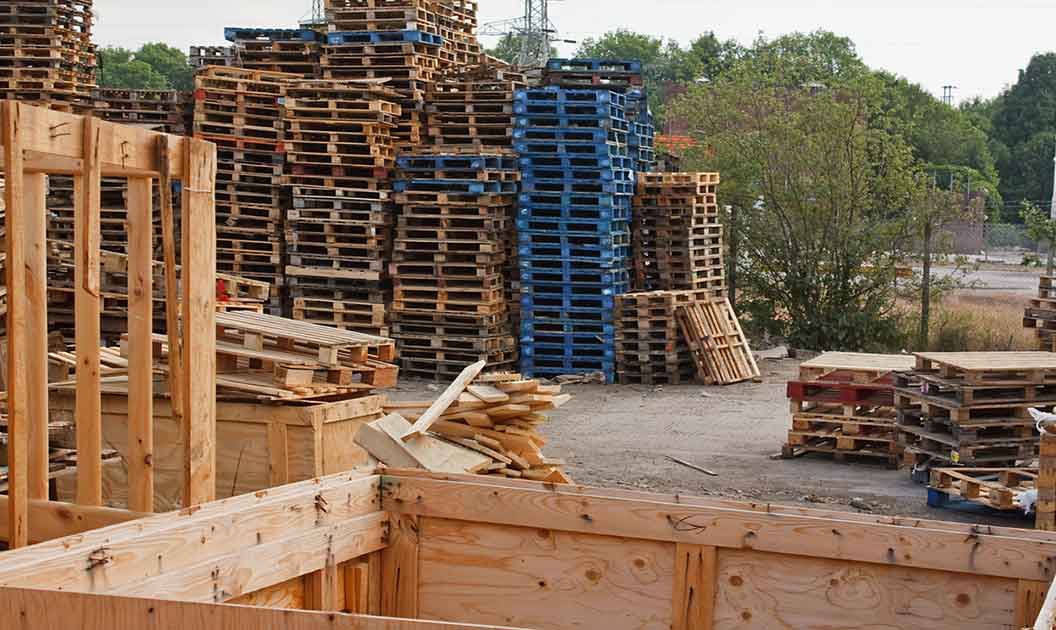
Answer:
top-left (51, 390), bottom-right (384, 512)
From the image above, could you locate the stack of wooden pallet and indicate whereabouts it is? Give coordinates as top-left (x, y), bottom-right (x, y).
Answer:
top-left (92, 88), bottom-right (188, 134)
top-left (189, 45), bottom-right (234, 68)
top-left (782, 352), bottom-right (916, 466)
top-left (896, 352), bottom-right (1053, 478)
top-left (632, 172), bottom-right (725, 293)
top-left (323, 0), bottom-right (447, 147)
top-left (613, 289), bottom-right (713, 385)
top-left (392, 151), bottom-right (519, 379)
top-left (1024, 275), bottom-right (1056, 351)
top-left (194, 66), bottom-right (300, 311)
top-left (282, 79), bottom-right (401, 336)
top-left (376, 367), bottom-right (571, 482)
top-left (427, 62), bottom-right (526, 149)
top-left (225, 27), bottom-right (323, 79)
top-left (0, 0), bottom-right (96, 113)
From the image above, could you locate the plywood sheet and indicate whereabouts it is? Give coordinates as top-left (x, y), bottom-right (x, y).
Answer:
top-left (419, 517), bottom-right (674, 630)
top-left (713, 548), bottom-right (1017, 630)
top-left (800, 352), bottom-right (916, 373)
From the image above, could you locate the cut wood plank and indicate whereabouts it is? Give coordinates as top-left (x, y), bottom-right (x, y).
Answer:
top-left (466, 384), bottom-right (510, 404)
top-left (24, 172), bottom-right (49, 502)
top-left (126, 176), bottom-right (154, 513)
top-left (357, 414), bottom-right (491, 474)
top-left (401, 360), bottom-right (486, 442)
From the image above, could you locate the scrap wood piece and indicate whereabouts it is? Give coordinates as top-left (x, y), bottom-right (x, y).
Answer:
top-left (355, 413), bottom-right (490, 473)
top-left (665, 455), bottom-right (718, 477)
top-left (676, 298), bottom-right (760, 385)
top-left (400, 360), bottom-right (487, 442)
top-left (466, 384), bottom-right (509, 404)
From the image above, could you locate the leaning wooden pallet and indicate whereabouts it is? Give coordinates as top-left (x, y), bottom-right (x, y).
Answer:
top-left (675, 297), bottom-right (759, 385)
top-left (614, 289), bottom-right (715, 385)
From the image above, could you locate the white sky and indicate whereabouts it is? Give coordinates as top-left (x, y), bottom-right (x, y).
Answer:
top-left (93, 0), bottom-right (1055, 102)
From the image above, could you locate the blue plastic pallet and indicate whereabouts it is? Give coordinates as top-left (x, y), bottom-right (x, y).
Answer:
top-left (521, 179), bottom-right (634, 195)
top-left (519, 201), bottom-right (632, 218)
top-left (521, 167), bottom-right (634, 183)
top-left (519, 155), bottom-right (634, 171)
top-left (224, 27), bottom-right (321, 42)
top-left (519, 244), bottom-right (632, 264)
top-left (520, 231), bottom-right (630, 250)
top-left (518, 219), bottom-right (630, 237)
top-left (326, 30), bottom-right (443, 46)
top-left (520, 319), bottom-right (616, 337)
top-left (394, 179), bottom-right (518, 194)
top-left (522, 343), bottom-right (616, 362)
top-left (515, 116), bottom-right (630, 133)
top-left (518, 267), bottom-right (631, 287)
top-left (521, 291), bottom-right (624, 313)
top-left (514, 102), bottom-right (625, 118)
top-left (515, 87), bottom-right (626, 106)
top-left (515, 141), bottom-right (629, 158)
top-left (545, 58), bottom-right (643, 74)
top-left (396, 155), bottom-right (518, 171)
top-left (513, 127), bottom-right (626, 144)
top-left (520, 305), bottom-right (617, 323)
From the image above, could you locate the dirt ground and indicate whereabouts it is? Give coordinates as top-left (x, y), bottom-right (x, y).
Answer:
top-left (390, 355), bottom-right (1036, 529)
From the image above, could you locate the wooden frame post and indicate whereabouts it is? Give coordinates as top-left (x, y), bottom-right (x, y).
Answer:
top-left (126, 176), bottom-right (154, 512)
top-left (24, 172), bottom-right (49, 502)
top-left (180, 136), bottom-right (217, 507)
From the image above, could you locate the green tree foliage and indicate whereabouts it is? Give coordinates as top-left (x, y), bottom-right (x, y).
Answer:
top-left (987, 53), bottom-right (1056, 214)
top-left (485, 33), bottom-right (556, 65)
top-left (670, 59), bottom-right (923, 350)
top-left (98, 43), bottom-right (193, 90)
top-left (1021, 201), bottom-right (1056, 273)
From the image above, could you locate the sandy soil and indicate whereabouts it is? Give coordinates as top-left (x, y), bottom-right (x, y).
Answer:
top-left (388, 356), bottom-right (1037, 528)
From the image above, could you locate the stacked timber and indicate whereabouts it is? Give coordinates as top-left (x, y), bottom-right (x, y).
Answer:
top-left (632, 172), bottom-right (724, 293)
top-left (92, 88), bottom-right (188, 134)
top-left (392, 151), bottom-right (519, 379)
top-left (543, 58), bottom-right (644, 91)
top-left (189, 45), bottom-right (234, 68)
top-left (1024, 275), bottom-right (1056, 351)
top-left (282, 79), bottom-right (401, 336)
top-left (194, 66), bottom-right (300, 311)
top-left (513, 86), bottom-right (636, 383)
top-left (427, 62), bottom-right (526, 149)
top-left (0, 0), bottom-right (96, 113)
top-left (381, 371), bottom-right (571, 482)
top-left (782, 352), bottom-right (916, 466)
top-left (225, 27), bottom-right (323, 78)
top-left (895, 352), bottom-right (1054, 478)
top-left (613, 289), bottom-right (714, 385)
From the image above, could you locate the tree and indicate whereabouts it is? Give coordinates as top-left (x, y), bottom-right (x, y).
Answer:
top-left (670, 50), bottom-right (923, 351)
top-left (486, 33), bottom-right (556, 66)
top-left (98, 43), bottom-right (193, 90)
top-left (1022, 201), bottom-right (1056, 274)
top-left (686, 32), bottom-right (741, 82)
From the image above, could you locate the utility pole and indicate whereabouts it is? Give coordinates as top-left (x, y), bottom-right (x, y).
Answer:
top-left (479, 0), bottom-right (562, 68)
top-left (941, 85), bottom-right (957, 107)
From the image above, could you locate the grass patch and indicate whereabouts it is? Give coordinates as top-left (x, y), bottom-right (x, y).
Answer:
top-left (898, 290), bottom-right (1035, 352)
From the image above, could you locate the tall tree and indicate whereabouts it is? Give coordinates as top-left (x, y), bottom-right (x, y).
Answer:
top-left (135, 43), bottom-right (194, 91)
top-left (98, 43), bottom-right (193, 91)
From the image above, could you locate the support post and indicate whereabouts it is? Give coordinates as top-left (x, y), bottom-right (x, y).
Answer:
top-left (3, 101), bottom-right (29, 547)
top-left (127, 176), bottom-right (154, 512)
top-left (156, 136), bottom-right (184, 444)
top-left (673, 544), bottom-right (716, 630)
top-left (24, 172), bottom-right (49, 501)
top-left (379, 514), bottom-right (419, 618)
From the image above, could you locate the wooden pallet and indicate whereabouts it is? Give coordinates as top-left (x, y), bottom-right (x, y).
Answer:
top-left (928, 467), bottom-right (1038, 511)
top-left (614, 290), bottom-right (715, 385)
top-left (675, 298), bottom-right (759, 385)
top-left (798, 352), bottom-right (916, 382)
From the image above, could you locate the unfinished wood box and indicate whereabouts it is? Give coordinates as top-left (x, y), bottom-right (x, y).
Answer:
top-left (50, 390), bottom-right (384, 511)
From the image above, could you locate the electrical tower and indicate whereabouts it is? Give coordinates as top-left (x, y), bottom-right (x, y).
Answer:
top-left (479, 0), bottom-right (562, 67)
top-left (302, 0), bottom-right (325, 28)
top-left (941, 85), bottom-right (957, 106)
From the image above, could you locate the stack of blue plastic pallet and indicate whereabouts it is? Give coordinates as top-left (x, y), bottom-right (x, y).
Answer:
top-left (514, 85), bottom-right (636, 382)
top-left (626, 88), bottom-right (657, 172)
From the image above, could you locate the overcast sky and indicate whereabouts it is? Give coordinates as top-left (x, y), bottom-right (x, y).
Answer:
top-left (94, 0), bottom-right (1054, 102)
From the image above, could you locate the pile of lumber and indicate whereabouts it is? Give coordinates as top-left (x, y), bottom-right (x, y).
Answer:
top-left (282, 79), bottom-right (402, 336)
top-left (193, 66), bottom-right (300, 311)
top-left (391, 150), bottom-right (519, 379)
top-left (1024, 275), bottom-right (1056, 351)
top-left (613, 289), bottom-right (714, 385)
top-left (225, 27), bottom-right (323, 78)
top-left (782, 352), bottom-right (914, 466)
top-left (361, 361), bottom-right (571, 482)
top-left (0, 0), bottom-right (96, 113)
top-left (632, 172), bottom-right (724, 293)
top-left (896, 352), bottom-right (1052, 478)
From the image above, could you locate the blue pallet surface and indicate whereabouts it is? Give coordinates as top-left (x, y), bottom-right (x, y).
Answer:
top-left (520, 319), bottom-right (616, 337)
top-left (519, 191), bottom-right (633, 208)
top-left (545, 58), bottom-right (643, 74)
top-left (515, 87), bottom-right (626, 106)
top-left (396, 154), bottom-right (518, 171)
top-left (519, 243), bottom-right (632, 264)
top-left (515, 141), bottom-right (629, 157)
top-left (521, 167), bottom-right (634, 183)
top-left (326, 30), bottom-right (442, 46)
top-left (394, 179), bottom-right (518, 194)
top-left (513, 127), bottom-right (626, 144)
top-left (515, 116), bottom-right (630, 133)
top-left (519, 231), bottom-right (630, 250)
top-left (520, 306), bottom-right (616, 324)
top-left (521, 179), bottom-right (634, 195)
top-left (514, 102), bottom-right (625, 118)
top-left (519, 266), bottom-right (631, 287)
top-left (521, 292), bottom-right (624, 312)
top-left (518, 218), bottom-right (630, 237)
top-left (522, 344), bottom-right (616, 362)
top-left (224, 27), bottom-right (321, 42)
top-left (518, 155), bottom-right (634, 171)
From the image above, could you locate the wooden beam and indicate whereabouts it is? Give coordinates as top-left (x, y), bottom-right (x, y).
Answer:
top-left (305, 557), bottom-right (342, 612)
top-left (155, 135), bottom-right (184, 458)
top-left (3, 101), bottom-right (29, 548)
top-left (126, 176), bottom-right (154, 513)
top-left (1016, 579), bottom-right (1051, 629)
top-left (401, 360), bottom-right (485, 442)
top-left (0, 474), bottom-right (380, 592)
top-left (343, 561), bottom-right (370, 614)
top-left (0, 587), bottom-right (535, 629)
top-left (111, 513), bottom-right (386, 603)
top-left (0, 498), bottom-right (144, 545)
top-left (380, 514), bottom-right (419, 618)
top-left (24, 172), bottom-right (49, 502)
top-left (75, 115), bottom-right (103, 507)
top-left (381, 474), bottom-right (1056, 582)
top-left (672, 544), bottom-right (715, 630)
top-left (1039, 432), bottom-right (1056, 531)
top-left (1033, 577), bottom-right (1056, 630)
top-left (180, 136), bottom-right (217, 507)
